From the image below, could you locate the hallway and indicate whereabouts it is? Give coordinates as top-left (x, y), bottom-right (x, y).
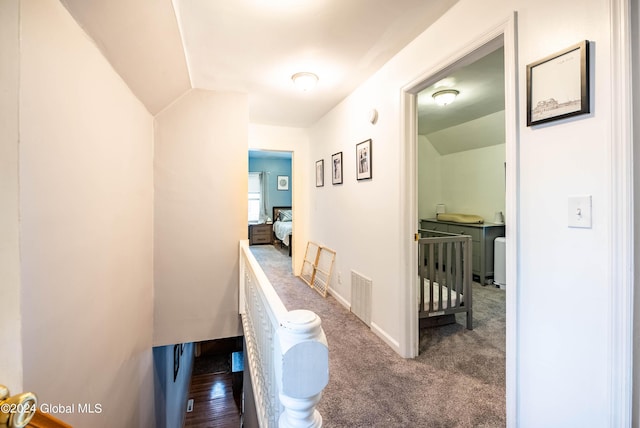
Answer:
top-left (250, 244), bottom-right (506, 427)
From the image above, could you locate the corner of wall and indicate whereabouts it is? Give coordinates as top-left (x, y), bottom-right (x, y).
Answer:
top-left (0, 0), bottom-right (23, 393)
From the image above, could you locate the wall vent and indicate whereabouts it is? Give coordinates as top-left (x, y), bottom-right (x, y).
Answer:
top-left (350, 270), bottom-right (372, 327)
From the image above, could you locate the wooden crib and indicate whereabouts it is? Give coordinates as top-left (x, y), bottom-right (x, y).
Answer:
top-left (418, 230), bottom-right (473, 330)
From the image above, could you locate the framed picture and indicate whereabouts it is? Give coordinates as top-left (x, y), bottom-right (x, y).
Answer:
top-left (315, 160), bottom-right (324, 187)
top-left (356, 139), bottom-right (372, 180)
top-left (173, 344), bottom-right (180, 382)
top-left (526, 40), bottom-right (590, 126)
top-left (331, 152), bottom-right (343, 185)
top-left (277, 175), bottom-right (289, 191)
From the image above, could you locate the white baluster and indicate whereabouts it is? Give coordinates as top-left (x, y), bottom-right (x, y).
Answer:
top-left (275, 310), bottom-right (329, 428)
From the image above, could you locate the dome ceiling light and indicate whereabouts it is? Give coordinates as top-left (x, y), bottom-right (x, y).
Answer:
top-left (432, 89), bottom-right (459, 106)
top-left (291, 72), bottom-right (319, 91)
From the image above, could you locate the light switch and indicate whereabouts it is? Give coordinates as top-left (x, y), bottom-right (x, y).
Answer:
top-left (568, 195), bottom-right (592, 228)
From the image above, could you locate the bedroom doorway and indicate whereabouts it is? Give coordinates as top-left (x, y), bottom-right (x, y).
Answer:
top-left (400, 15), bottom-right (518, 424)
top-left (417, 45), bottom-right (506, 285)
top-left (248, 149), bottom-right (294, 259)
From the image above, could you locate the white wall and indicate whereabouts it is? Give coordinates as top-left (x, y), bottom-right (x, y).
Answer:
top-left (249, 124), bottom-right (310, 276)
top-left (417, 135), bottom-right (442, 222)
top-left (308, 94), bottom-right (402, 345)
top-left (154, 90), bottom-right (248, 346)
top-left (441, 144), bottom-right (506, 221)
top-left (308, 0), bottom-right (617, 425)
top-left (0, 0), bottom-right (23, 394)
top-left (419, 137), bottom-right (505, 222)
top-left (19, 1), bottom-right (155, 426)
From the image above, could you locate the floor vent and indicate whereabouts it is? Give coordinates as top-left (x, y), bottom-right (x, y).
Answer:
top-left (351, 270), bottom-right (372, 327)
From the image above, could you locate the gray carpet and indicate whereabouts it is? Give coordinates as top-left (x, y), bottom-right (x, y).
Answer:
top-left (250, 245), bottom-right (506, 428)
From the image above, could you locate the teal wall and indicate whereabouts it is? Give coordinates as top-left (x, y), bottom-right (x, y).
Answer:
top-left (249, 154), bottom-right (292, 220)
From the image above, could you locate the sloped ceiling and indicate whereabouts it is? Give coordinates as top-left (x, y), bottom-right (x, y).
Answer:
top-left (426, 111), bottom-right (505, 155)
top-left (60, 0), bottom-right (191, 115)
top-left (418, 47), bottom-right (505, 155)
top-left (60, 0), bottom-right (459, 125)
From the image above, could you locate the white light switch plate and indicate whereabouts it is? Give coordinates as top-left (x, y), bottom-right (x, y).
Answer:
top-left (568, 195), bottom-right (592, 228)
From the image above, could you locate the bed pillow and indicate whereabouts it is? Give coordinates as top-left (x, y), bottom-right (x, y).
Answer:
top-left (279, 210), bottom-right (293, 222)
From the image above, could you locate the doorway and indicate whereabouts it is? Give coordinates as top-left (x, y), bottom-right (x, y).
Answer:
top-left (399, 15), bottom-right (518, 424)
top-left (248, 149), bottom-right (294, 259)
top-left (417, 46), bottom-right (505, 238)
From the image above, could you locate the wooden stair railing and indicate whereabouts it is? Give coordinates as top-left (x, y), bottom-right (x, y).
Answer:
top-left (1, 385), bottom-right (72, 428)
top-left (27, 411), bottom-right (72, 428)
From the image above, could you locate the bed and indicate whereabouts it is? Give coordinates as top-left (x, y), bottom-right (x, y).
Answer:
top-left (418, 229), bottom-right (473, 331)
top-left (272, 206), bottom-right (292, 256)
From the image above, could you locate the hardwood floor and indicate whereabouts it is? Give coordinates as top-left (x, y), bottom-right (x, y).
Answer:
top-left (184, 372), bottom-right (241, 428)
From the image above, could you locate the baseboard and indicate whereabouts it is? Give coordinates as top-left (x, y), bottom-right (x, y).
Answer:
top-left (328, 287), bottom-right (403, 356)
top-left (328, 287), bottom-right (350, 310)
top-left (371, 322), bottom-right (401, 354)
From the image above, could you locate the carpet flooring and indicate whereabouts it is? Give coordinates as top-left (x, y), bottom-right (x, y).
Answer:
top-left (249, 245), bottom-right (506, 428)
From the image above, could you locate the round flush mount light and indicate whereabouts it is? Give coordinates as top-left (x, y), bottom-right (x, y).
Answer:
top-left (432, 89), bottom-right (459, 106)
top-left (291, 72), bottom-right (319, 91)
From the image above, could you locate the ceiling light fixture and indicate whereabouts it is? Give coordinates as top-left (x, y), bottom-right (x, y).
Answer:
top-left (432, 89), bottom-right (459, 106)
top-left (291, 72), bottom-right (319, 91)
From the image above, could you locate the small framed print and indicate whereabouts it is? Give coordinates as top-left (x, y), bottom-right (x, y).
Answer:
top-left (277, 175), bottom-right (289, 191)
top-left (356, 139), bottom-right (372, 181)
top-left (315, 159), bottom-right (324, 187)
top-left (527, 40), bottom-right (590, 126)
top-left (173, 344), bottom-right (180, 382)
top-left (331, 152), bottom-right (343, 185)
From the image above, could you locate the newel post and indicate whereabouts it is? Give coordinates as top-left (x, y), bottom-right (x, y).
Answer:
top-left (275, 310), bottom-right (329, 428)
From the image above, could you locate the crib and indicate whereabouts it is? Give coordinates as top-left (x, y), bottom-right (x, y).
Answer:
top-left (418, 230), bottom-right (473, 330)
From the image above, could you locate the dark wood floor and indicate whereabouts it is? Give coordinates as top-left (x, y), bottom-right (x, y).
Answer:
top-left (184, 372), bottom-right (241, 428)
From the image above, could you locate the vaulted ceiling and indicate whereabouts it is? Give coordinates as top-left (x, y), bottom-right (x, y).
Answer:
top-left (418, 46), bottom-right (505, 155)
top-left (60, 0), bottom-right (459, 127)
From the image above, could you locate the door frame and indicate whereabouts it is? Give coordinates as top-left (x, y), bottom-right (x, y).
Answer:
top-left (247, 148), bottom-right (297, 271)
top-left (612, 0), bottom-right (634, 425)
top-left (398, 12), bottom-right (519, 425)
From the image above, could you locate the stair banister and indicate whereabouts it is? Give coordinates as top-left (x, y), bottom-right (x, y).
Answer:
top-left (0, 385), bottom-right (37, 428)
top-left (239, 241), bottom-right (329, 427)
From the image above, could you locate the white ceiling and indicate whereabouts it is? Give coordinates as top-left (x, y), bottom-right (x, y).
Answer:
top-left (418, 46), bottom-right (505, 155)
top-left (60, 0), bottom-right (192, 116)
top-left (60, 0), bottom-right (459, 126)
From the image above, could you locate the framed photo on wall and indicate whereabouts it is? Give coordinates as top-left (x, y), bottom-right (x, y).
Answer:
top-left (526, 40), bottom-right (590, 126)
top-left (356, 139), bottom-right (372, 180)
top-left (277, 175), bottom-right (289, 191)
top-left (331, 152), bottom-right (343, 185)
top-left (173, 344), bottom-right (180, 382)
top-left (315, 159), bottom-right (324, 187)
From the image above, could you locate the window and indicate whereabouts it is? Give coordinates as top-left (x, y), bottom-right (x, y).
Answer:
top-left (248, 172), bottom-right (261, 223)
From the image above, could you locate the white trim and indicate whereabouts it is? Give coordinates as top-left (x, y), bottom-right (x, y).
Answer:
top-left (328, 287), bottom-right (351, 310)
top-left (371, 322), bottom-right (401, 351)
top-left (399, 12), bottom-right (519, 426)
top-left (502, 14), bottom-right (519, 428)
top-left (327, 288), bottom-right (400, 352)
top-left (399, 89), bottom-right (418, 359)
top-left (608, 0), bottom-right (634, 426)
